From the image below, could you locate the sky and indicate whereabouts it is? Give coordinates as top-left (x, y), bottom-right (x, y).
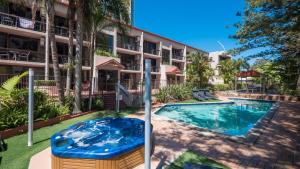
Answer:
top-left (134, 0), bottom-right (245, 54)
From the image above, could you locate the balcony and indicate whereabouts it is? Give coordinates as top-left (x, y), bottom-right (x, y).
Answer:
top-left (0, 47), bottom-right (90, 66)
top-left (144, 66), bottom-right (160, 73)
top-left (172, 49), bottom-right (184, 60)
top-left (0, 12), bottom-right (86, 39)
top-left (143, 48), bottom-right (160, 55)
top-left (0, 47), bottom-right (44, 63)
top-left (122, 63), bottom-right (140, 71)
top-left (151, 66), bottom-right (160, 72)
top-left (117, 42), bottom-right (140, 52)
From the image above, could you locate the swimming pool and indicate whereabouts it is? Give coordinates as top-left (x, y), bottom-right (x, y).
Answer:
top-left (155, 99), bottom-right (275, 136)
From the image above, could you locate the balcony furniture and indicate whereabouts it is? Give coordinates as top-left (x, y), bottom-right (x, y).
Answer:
top-left (58, 55), bottom-right (68, 64)
top-left (9, 50), bottom-right (18, 60)
top-left (0, 52), bottom-right (9, 60)
top-left (18, 51), bottom-right (30, 61)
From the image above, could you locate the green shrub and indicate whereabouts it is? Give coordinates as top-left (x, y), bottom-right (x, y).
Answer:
top-left (92, 97), bottom-right (104, 110)
top-left (34, 80), bottom-right (56, 86)
top-left (0, 89), bottom-right (71, 131)
top-left (95, 49), bottom-right (118, 58)
top-left (213, 84), bottom-right (231, 91)
top-left (156, 87), bottom-right (169, 103)
top-left (80, 97), bottom-right (104, 112)
top-left (156, 84), bottom-right (192, 103)
top-left (65, 95), bottom-right (75, 110)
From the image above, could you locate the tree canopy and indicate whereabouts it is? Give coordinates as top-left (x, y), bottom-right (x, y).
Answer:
top-left (186, 52), bottom-right (214, 88)
top-left (231, 0), bottom-right (300, 95)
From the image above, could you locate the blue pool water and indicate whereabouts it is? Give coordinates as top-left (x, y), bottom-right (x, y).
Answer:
top-left (155, 99), bottom-right (275, 136)
top-left (51, 118), bottom-right (145, 159)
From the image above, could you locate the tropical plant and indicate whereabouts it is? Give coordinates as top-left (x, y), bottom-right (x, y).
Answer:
top-left (0, 89), bottom-right (69, 131)
top-left (231, 0), bottom-right (300, 95)
top-left (186, 52), bottom-right (214, 88)
top-left (95, 49), bottom-right (118, 58)
top-left (156, 84), bottom-right (192, 103)
top-left (77, 0), bottom-right (129, 111)
top-left (43, 0), bottom-right (65, 105)
top-left (218, 59), bottom-right (247, 89)
top-left (0, 71), bottom-right (28, 108)
top-left (213, 84), bottom-right (230, 91)
top-left (72, 0), bottom-right (84, 113)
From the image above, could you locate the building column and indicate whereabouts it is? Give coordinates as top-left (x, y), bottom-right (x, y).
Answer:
top-left (169, 44), bottom-right (173, 66)
top-left (140, 32), bottom-right (144, 82)
top-left (92, 67), bottom-right (98, 93)
top-left (160, 65), bottom-right (167, 87)
top-left (113, 27), bottom-right (118, 56)
top-left (183, 46), bottom-right (187, 82)
top-left (44, 14), bottom-right (50, 80)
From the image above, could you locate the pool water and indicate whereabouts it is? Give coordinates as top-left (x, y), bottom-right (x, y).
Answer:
top-left (155, 99), bottom-right (275, 136)
top-left (51, 118), bottom-right (145, 159)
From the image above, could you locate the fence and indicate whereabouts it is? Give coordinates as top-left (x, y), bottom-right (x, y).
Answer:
top-left (0, 72), bottom-right (186, 109)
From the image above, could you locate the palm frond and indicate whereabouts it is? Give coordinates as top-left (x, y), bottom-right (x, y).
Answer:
top-left (1, 71), bottom-right (29, 92)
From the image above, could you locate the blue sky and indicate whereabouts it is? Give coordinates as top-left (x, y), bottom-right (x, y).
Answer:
top-left (134, 0), bottom-right (244, 54)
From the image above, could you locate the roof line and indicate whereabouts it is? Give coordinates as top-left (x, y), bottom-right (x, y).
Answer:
top-left (127, 25), bottom-right (207, 53)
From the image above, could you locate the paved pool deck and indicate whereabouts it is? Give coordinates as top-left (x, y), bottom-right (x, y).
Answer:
top-left (129, 101), bottom-right (300, 169)
top-left (29, 100), bottom-right (300, 169)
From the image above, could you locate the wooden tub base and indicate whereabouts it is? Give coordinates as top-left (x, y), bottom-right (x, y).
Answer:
top-left (52, 146), bottom-right (144, 169)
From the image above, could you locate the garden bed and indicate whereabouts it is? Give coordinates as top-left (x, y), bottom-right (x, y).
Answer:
top-left (0, 111), bottom-right (94, 139)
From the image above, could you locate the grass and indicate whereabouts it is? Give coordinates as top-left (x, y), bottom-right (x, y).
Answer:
top-left (166, 150), bottom-right (230, 169)
top-left (178, 98), bottom-right (221, 103)
top-left (0, 108), bottom-right (138, 169)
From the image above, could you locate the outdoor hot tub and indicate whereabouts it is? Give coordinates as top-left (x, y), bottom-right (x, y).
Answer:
top-left (51, 117), bottom-right (148, 169)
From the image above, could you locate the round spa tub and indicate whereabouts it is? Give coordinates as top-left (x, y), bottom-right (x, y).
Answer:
top-left (51, 117), bottom-right (149, 169)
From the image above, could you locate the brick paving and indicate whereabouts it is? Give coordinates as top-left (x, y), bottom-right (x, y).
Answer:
top-left (129, 102), bottom-right (300, 169)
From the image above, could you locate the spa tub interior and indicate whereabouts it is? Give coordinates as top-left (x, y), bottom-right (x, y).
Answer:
top-left (51, 117), bottom-right (147, 169)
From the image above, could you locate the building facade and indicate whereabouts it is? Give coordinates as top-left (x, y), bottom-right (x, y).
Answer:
top-left (0, 0), bottom-right (207, 93)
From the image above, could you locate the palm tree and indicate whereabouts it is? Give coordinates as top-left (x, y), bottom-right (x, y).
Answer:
top-left (65, 0), bottom-right (75, 96)
top-left (44, 0), bottom-right (64, 104)
top-left (186, 52), bottom-right (214, 88)
top-left (86, 0), bottom-right (130, 110)
top-left (72, 0), bottom-right (84, 113)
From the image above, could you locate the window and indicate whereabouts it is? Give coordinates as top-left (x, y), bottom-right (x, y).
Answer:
top-left (57, 43), bottom-right (68, 55)
top-left (9, 35), bottom-right (38, 51)
top-left (9, 3), bottom-right (32, 19)
top-left (143, 41), bottom-right (157, 54)
top-left (162, 49), bottom-right (170, 65)
top-left (54, 16), bottom-right (68, 28)
top-left (96, 33), bottom-right (114, 53)
top-left (0, 33), bottom-right (7, 48)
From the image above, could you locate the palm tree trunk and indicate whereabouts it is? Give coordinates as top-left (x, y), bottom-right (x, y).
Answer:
top-left (73, 1), bottom-right (83, 113)
top-left (45, 9), bottom-right (50, 80)
top-left (296, 74), bottom-right (300, 96)
top-left (66, 0), bottom-right (75, 96)
top-left (45, 0), bottom-right (64, 104)
top-left (88, 29), bottom-right (95, 110)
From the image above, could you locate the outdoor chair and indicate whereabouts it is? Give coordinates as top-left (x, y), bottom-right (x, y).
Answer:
top-left (18, 51), bottom-right (30, 61)
top-left (204, 91), bottom-right (216, 99)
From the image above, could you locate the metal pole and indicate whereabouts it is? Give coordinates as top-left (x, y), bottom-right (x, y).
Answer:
top-left (115, 80), bottom-right (120, 113)
top-left (144, 59), bottom-right (151, 169)
top-left (28, 68), bottom-right (34, 147)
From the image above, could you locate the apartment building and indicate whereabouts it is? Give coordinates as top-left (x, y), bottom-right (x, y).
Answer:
top-left (209, 51), bottom-right (231, 84)
top-left (0, 0), bottom-right (207, 93)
